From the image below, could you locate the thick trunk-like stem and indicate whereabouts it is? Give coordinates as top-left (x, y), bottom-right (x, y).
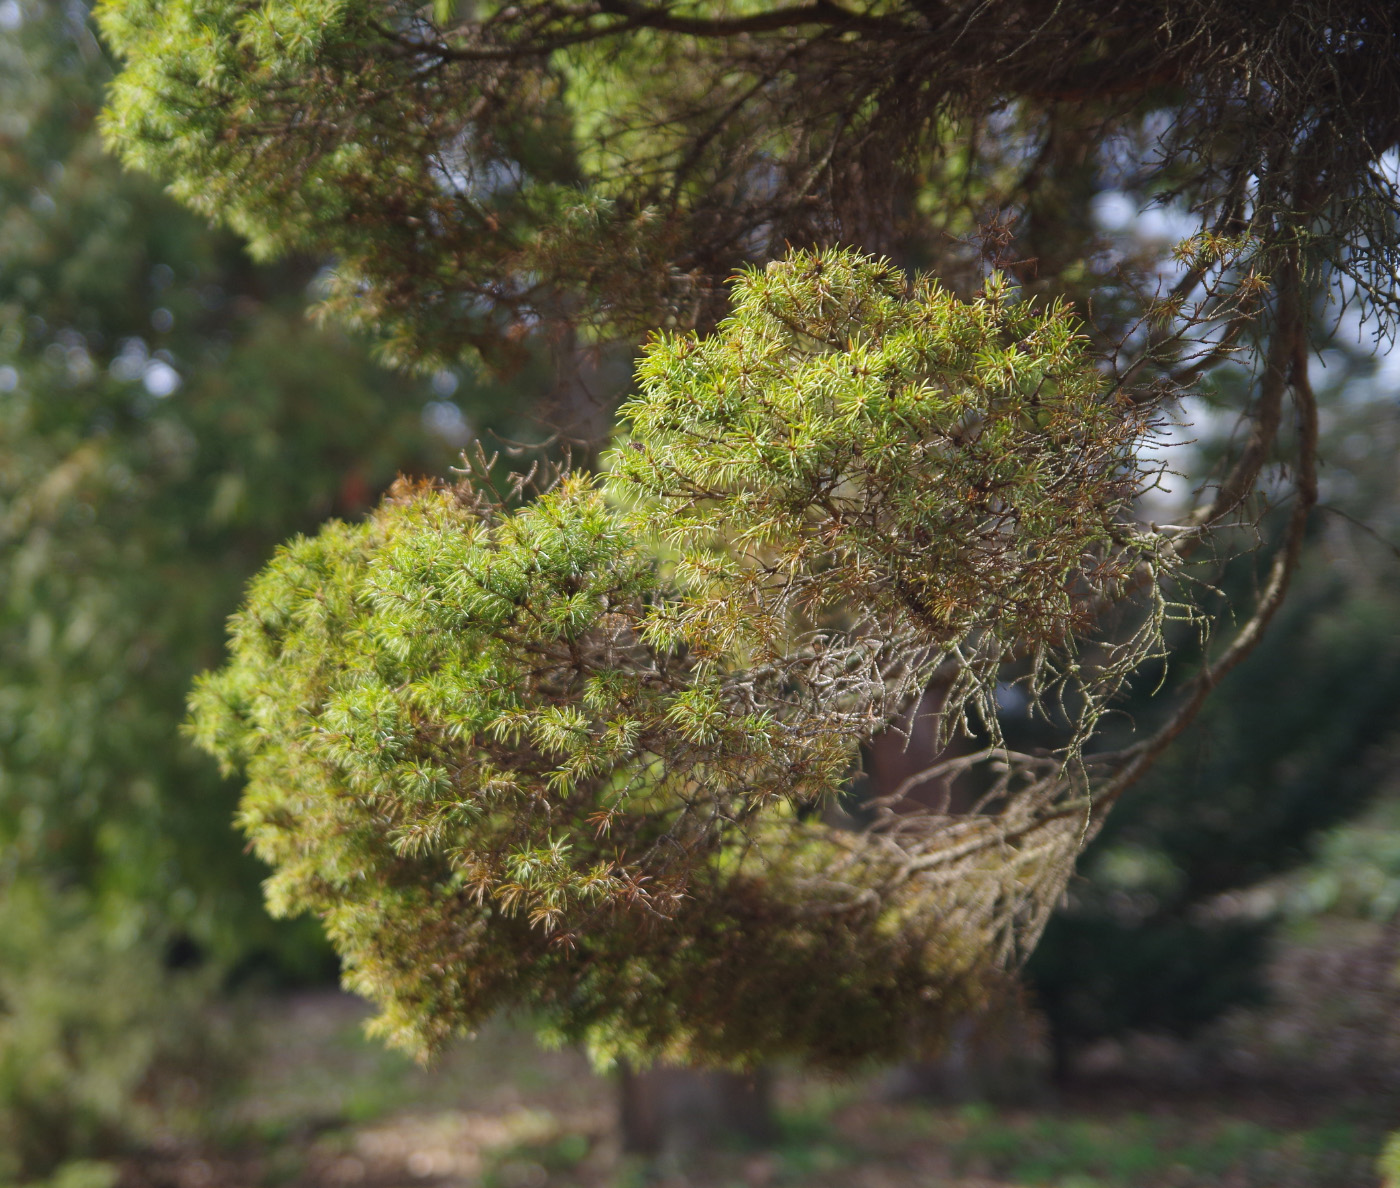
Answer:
top-left (617, 1064), bottom-right (776, 1159)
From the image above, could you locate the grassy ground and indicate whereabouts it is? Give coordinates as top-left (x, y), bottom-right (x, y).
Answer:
top-left (107, 985), bottom-right (1395, 1188)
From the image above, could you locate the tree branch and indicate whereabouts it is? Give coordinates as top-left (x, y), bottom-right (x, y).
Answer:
top-left (594, 0), bottom-right (905, 37)
top-left (1092, 256), bottom-right (1318, 820)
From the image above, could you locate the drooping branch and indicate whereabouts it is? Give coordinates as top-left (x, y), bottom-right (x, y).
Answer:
top-left (1191, 297), bottom-right (1295, 529)
top-left (1092, 254), bottom-right (1320, 819)
top-left (101, 0), bottom-right (1400, 370)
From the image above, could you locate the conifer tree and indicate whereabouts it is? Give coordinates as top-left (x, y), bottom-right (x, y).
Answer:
top-left (97, 0), bottom-right (1400, 1069)
top-left (190, 248), bottom-right (1180, 1065)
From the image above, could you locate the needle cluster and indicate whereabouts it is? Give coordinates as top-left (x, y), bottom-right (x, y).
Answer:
top-left (190, 250), bottom-right (1172, 1066)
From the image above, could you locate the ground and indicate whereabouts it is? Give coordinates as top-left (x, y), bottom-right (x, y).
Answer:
top-left (111, 927), bottom-right (1399, 1188)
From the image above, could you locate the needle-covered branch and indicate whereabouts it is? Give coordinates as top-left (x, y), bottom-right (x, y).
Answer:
top-left (98, 0), bottom-right (1400, 369)
top-left (189, 250), bottom-right (1179, 1067)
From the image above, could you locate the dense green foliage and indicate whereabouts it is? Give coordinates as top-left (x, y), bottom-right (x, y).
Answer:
top-left (189, 250), bottom-right (1168, 1067)
top-left (96, 0), bottom-right (1400, 370)
top-left (96, 0), bottom-right (601, 369)
top-left (613, 266), bottom-right (1148, 677)
top-left (193, 470), bottom-right (991, 1068)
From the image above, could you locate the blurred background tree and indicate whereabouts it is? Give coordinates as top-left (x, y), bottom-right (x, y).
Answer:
top-left (1028, 326), bottom-right (1400, 1077)
top-left (0, 0), bottom-right (550, 1175)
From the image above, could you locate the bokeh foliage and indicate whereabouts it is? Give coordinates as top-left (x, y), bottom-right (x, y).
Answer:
top-left (0, 0), bottom-right (538, 1175)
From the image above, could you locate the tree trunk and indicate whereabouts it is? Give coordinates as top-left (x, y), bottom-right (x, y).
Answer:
top-left (617, 1063), bottom-right (776, 1160)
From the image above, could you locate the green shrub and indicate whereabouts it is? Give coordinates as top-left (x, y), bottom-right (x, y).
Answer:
top-left (0, 878), bottom-right (220, 1181)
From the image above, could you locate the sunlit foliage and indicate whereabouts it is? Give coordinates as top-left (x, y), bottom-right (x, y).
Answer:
top-left (191, 250), bottom-right (1174, 1066)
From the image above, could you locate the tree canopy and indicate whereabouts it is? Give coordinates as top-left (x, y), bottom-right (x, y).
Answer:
top-left (189, 250), bottom-right (1173, 1065)
top-left (95, 0), bottom-right (1400, 1070)
top-left (97, 0), bottom-right (1400, 367)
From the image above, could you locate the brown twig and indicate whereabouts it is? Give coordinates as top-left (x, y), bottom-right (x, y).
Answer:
top-left (1091, 252), bottom-right (1319, 820)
